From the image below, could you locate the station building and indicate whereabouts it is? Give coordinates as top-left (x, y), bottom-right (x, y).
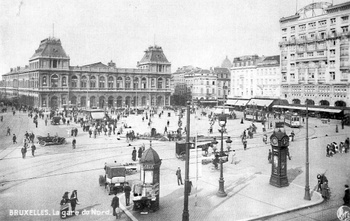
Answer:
top-left (0, 37), bottom-right (172, 110)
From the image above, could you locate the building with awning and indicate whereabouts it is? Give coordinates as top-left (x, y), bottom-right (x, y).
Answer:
top-left (273, 105), bottom-right (344, 113)
top-left (235, 99), bottom-right (249, 106)
top-left (225, 99), bottom-right (237, 106)
top-left (246, 99), bottom-right (274, 108)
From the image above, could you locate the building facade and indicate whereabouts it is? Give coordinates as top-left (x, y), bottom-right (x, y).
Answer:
top-left (0, 38), bottom-right (172, 109)
top-left (213, 67), bottom-right (230, 101)
top-left (279, 1), bottom-right (350, 107)
top-left (256, 55), bottom-right (281, 98)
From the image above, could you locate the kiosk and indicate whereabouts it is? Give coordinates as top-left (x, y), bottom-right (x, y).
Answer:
top-left (133, 147), bottom-right (162, 213)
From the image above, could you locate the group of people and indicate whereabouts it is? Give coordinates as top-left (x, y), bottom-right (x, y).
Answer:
top-left (326, 138), bottom-right (350, 157)
top-left (21, 132), bottom-right (37, 158)
top-left (60, 190), bottom-right (79, 218)
top-left (132, 146), bottom-right (145, 161)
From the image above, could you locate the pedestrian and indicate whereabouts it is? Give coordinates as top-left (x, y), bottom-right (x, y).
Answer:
top-left (268, 149), bottom-right (272, 163)
top-left (188, 180), bottom-right (193, 195)
top-left (13, 134), bottom-right (17, 144)
top-left (230, 150), bottom-right (237, 164)
top-left (6, 127), bottom-right (11, 136)
top-left (60, 192), bottom-right (70, 219)
top-left (132, 147), bottom-right (137, 161)
top-left (263, 134), bottom-right (268, 144)
top-left (241, 118), bottom-right (244, 124)
top-left (164, 126), bottom-right (167, 134)
top-left (290, 130), bottom-right (295, 141)
top-left (287, 147), bottom-right (292, 160)
top-left (243, 137), bottom-right (247, 150)
top-left (336, 125), bottom-right (339, 133)
top-left (89, 129), bottom-right (92, 138)
top-left (343, 185), bottom-right (350, 205)
top-left (321, 182), bottom-right (330, 200)
top-left (123, 183), bottom-right (132, 206)
top-left (111, 194), bottom-right (120, 219)
top-left (176, 167), bottom-right (183, 185)
top-left (70, 190), bottom-right (79, 215)
top-left (138, 147), bottom-right (143, 160)
top-left (21, 146), bottom-right (27, 158)
top-left (212, 138), bottom-right (218, 153)
top-left (31, 143), bottom-right (36, 157)
top-left (72, 138), bottom-right (76, 149)
top-left (167, 120), bottom-right (170, 127)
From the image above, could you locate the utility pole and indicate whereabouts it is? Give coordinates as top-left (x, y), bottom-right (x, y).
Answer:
top-left (182, 101), bottom-right (190, 221)
top-left (304, 100), bottom-right (311, 200)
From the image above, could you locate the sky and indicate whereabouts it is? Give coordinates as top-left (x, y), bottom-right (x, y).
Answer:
top-left (0, 0), bottom-right (348, 76)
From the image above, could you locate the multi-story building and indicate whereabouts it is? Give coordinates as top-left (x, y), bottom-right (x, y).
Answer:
top-left (213, 67), bottom-right (230, 102)
top-left (230, 55), bottom-right (260, 98)
top-left (256, 55), bottom-right (281, 98)
top-left (0, 37), bottom-right (172, 109)
top-left (184, 67), bottom-right (217, 102)
top-left (279, 1), bottom-right (350, 108)
top-left (171, 66), bottom-right (193, 96)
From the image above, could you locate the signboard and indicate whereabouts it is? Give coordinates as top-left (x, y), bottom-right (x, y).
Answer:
top-left (275, 122), bottom-right (284, 128)
top-left (189, 149), bottom-right (202, 178)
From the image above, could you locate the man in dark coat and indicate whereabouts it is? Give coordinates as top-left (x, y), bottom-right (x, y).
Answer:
top-left (13, 134), bottom-right (17, 144)
top-left (21, 147), bottom-right (27, 159)
top-left (111, 194), bottom-right (120, 219)
top-left (132, 147), bottom-right (137, 161)
top-left (124, 183), bottom-right (132, 206)
top-left (176, 167), bottom-right (183, 185)
top-left (31, 143), bottom-right (36, 157)
top-left (70, 190), bottom-right (79, 215)
top-left (138, 147), bottom-right (143, 160)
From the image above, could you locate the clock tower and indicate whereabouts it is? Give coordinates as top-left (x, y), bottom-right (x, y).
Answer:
top-left (269, 129), bottom-right (289, 187)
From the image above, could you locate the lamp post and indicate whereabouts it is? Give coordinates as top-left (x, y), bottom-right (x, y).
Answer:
top-left (217, 114), bottom-right (227, 197)
top-left (304, 100), bottom-right (311, 200)
top-left (182, 101), bottom-right (191, 221)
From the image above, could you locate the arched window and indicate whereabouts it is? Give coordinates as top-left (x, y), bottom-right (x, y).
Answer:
top-left (125, 77), bottom-right (131, 89)
top-left (81, 76), bottom-right (87, 88)
top-left (71, 76), bottom-right (78, 88)
top-left (99, 76), bottom-right (105, 88)
top-left (42, 76), bottom-right (47, 86)
top-left (51, 74), bottom-right (58, 87)
top-left (108, 76), bottom-right (114, 88)
top-left (141, 78), bottom-right (147, 89)
top-left (151, 79), bottom-right (155, 88)
top-left (134, 77), bottom-right (139, 89)
top-left (90, 76), bottom-right (96, 88)
top-left (62, 76), bottom-right (67, 86)
top-left (157, 78), bottom-right (163, 89)
top-left (117, 77), bottom-right (123, 89)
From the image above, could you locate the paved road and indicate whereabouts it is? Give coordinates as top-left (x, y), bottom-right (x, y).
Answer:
top-left (0, 108), bottom-right (349, 221)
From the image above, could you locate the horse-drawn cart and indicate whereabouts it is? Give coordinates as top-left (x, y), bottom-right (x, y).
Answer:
top-left (175, 141), bottom-right (213, 161)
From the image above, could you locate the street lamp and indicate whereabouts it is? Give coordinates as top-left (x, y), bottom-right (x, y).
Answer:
top-left (304, 100), bottom-right (311, 200)
top-left (182, 101), bottom-right (191, 221)
top-left (217, 114), bottom-right (227, 197)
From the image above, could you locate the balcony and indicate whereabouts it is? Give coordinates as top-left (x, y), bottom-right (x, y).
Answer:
top-left (308, 78), bottom-right (316, 83)
top-left (318, 78), bottom-right (325, 83)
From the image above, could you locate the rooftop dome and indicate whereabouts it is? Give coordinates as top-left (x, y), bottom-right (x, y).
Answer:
top-left (140, 147), bottom-right (161, 165)
top-left (221, 56), bottom-right (232, 68)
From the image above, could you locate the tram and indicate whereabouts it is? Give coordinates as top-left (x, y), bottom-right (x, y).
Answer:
top-left (284, 112), bottom-right (301, 128)
top-left (244, 109), bottom-right (265, 122)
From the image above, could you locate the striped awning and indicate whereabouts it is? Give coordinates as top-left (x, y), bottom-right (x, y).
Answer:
top-left (273, 105), bottom-right (343, 113)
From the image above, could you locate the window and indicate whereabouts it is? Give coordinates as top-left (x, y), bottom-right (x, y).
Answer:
top-left (141, 78), bottom-right (147, 89)
top-left (307, 52), bottom-right (314, 57)
top-left (42, 98), bottom-right (46, 107)
top-left (117, 77), bottom-right (123, 89)
top-left (290, 63), bottom-right (295, 69)
top-left (282, 28), bottom-right (287, 33)
top-left (133, 77), bottom-right (139, 89)
top-left (299, 34), bottom-right (306, 40)
top-left (317, 51), bottom-right (325, 56)
top-left (320, 32), bottom-right (326, 39)
top-left (308, 22), bottom-right (316, 28)
top-left (157, 78), bottom-right (163, 89)
top-left (42, 76), bottom-right (47, 86)
top-left (108, 76), bottom-right (114, 88)
top-left (212, 81), bottom-right (215, 85)
top-left (62, 76), bottom-right (67, 86)
top-left (330, 18), bottom-right (336, 24)
top-left (299, 24), bottom-right (306, 31)
top-left (341, 16), bottom-right (349, 22)
top-left (290, 73), bottom-right (295, 79)
top-left (309, 33), bottom-right (315, 39)
top-left (125, 77), bottom-right (131, 89)
top-left (290, 54), bottom-right (295, 59)
top-left (282, 36), bottom-right (287, 41)
top-left (99, 76), bottom-right (105, 88)
top-left (53, 59), bottom-right (57, 68)
top-left (330, 49), bottom-right (336, 55)
top-left (151, 79), bottom-right (155, 88)
top-left (330, 60), bottom-right (335, 67)
top-left (342, 26), bottom-right (349, 33)
top-left (319, 20), bottom-right (327, 26)
top-left (81, 76), bottom-right (87, 88)
top-left (291, 26), bottom-right (295, 32)
top-left (71, 76), bottom-right (78, 88)
top-left (90, 76), bottom-right (96, 88)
